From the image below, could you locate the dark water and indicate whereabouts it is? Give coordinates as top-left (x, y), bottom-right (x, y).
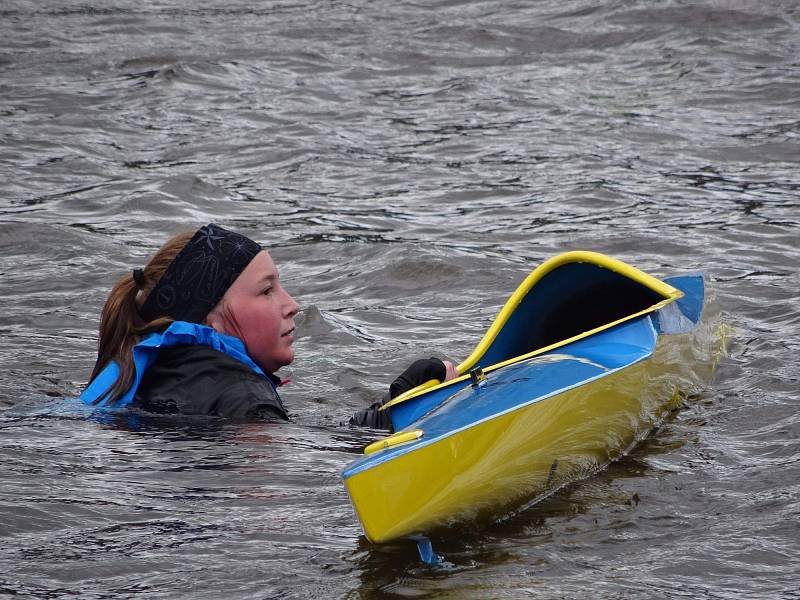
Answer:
top-left (1, 0), bottom-right (798, 597)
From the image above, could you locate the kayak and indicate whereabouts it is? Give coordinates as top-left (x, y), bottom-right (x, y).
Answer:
top-left (342, 251), bottom-right (715, 544)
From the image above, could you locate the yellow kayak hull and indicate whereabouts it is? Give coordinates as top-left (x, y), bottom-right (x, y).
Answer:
top-left (346, 332), bottom-right (693, 543)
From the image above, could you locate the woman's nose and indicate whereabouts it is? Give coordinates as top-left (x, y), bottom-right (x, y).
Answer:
top-left (284, 292), bottom-right (300, 317)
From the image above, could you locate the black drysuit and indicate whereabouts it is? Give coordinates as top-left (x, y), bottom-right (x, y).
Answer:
top-left (132, 346), bottom-right (444, 432)
top-left (133, 345), bottom-right (288, 420)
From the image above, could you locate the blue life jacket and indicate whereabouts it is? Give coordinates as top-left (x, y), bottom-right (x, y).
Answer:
top-left (80, 321), bottom-right (273, 407)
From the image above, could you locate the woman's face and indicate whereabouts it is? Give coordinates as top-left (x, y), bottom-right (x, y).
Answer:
top-left (206, 251), bottom-right (300, 373)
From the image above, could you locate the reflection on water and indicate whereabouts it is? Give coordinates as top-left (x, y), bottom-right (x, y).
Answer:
top-left (1, 0), bottom-right (798, 597)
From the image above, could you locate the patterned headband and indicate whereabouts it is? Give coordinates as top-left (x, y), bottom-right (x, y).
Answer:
top-left (138, 223), bottom-right (262, 323)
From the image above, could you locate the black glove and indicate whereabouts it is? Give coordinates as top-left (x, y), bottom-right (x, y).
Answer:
top-left (389, 358), bottom-right (447, 399)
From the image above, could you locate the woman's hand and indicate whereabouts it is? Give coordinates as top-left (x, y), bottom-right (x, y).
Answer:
top-left (389, 357), bottom-right (459, 399)
top-left (443, 360), bottom-right (458, 382)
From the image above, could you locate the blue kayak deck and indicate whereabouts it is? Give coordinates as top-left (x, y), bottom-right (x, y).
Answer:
top-left (344, 315), bottom-right (657, 477)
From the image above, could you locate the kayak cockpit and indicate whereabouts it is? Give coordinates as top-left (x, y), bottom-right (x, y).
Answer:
top-left (385, 251), bottom-right (683, 410)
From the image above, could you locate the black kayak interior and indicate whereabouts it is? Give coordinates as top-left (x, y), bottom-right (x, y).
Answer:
top-left (475, 261), bottom-right (668, 368)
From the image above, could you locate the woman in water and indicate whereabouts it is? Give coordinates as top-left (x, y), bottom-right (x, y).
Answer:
top-left (81, 223), bottom-right (455, 427)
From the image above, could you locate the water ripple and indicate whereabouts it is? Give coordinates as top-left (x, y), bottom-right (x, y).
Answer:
top-left (1, 0), bottom-right (799, 597)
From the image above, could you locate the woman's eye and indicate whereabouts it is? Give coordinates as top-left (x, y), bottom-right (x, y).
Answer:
top-left (263, 287), bottom-right (273, 295)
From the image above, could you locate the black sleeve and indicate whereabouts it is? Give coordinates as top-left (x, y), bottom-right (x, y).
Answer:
top-left (388, 358), bottom-right (447, 399)
top-left (349, 358), bottom-right (447, 432)
top-left (349, 393), bottom-right (394, 431)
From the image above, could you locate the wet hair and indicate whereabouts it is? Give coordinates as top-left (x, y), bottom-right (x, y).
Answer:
top-left (88, 231), bottom-right (195, 404)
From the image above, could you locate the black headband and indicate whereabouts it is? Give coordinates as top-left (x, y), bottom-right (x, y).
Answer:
top-left (139, 223), bottom-right (262, 324)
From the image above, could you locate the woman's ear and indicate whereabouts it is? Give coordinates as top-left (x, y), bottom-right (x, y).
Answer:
top-left (204, 307), bottom-right (227, 335)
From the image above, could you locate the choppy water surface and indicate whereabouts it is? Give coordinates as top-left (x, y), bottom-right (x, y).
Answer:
top-left (1, 0), bottom-right (798, 597)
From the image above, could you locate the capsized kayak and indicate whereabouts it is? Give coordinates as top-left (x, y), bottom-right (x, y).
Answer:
top-left (342, 251), bottom-right (721, 544)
